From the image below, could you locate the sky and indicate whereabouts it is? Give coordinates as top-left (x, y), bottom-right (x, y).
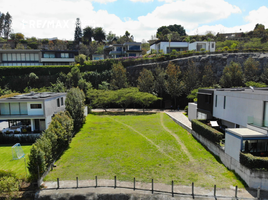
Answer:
top-left (1, 0), bottom-right (268, 42)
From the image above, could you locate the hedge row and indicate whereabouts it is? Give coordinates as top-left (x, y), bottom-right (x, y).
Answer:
top-left (0, 134), bottom-right (39, 144)
top-left (191, 119), bottom-right (224, 144)
top-left (240, 152), bottom-right (268, 171)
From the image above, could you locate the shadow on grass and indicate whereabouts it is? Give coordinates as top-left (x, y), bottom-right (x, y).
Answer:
top-left (90, 112), bottom-right (157, 116)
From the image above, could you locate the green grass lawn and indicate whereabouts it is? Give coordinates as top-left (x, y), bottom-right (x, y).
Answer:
top-left (45, 112), bottom-right (245, 188)
top-left (0, 144), bottom-right (31, 179)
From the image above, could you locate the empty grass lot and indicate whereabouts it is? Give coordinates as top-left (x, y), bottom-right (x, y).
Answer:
top-left (45, 112), bottom-right (245, 188)
top-left (0, 145), bottom-right (31, 178)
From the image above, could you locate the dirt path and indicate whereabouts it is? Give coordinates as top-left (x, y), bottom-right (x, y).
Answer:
top-left (160, 113), bottom-right (195, 163)
top-left (109, 117), bottom-right (178, 163)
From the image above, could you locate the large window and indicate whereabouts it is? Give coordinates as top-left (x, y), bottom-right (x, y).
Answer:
top-left (61, 53), bottom-right (69, 58)
top-left (30, 104), bottom-right (42, 109)
top-left (128, 45), bottom-right (140, 50)
top-left (215, 95), bottom-right (217, 107)
top-left (61, 97), bottom-right (64, 106)
top-left (223, 96), bottom-right (226, 109)
top-left (116, 47), bottom-right (122, 51)
top-left (44, 53), bottom-right (55, 58)
top-left (57, 98), bottom-right (60, 107)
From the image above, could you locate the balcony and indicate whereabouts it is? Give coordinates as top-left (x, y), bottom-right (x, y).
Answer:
top-left (41, 58), bottom-right (74, 62)
top-left (247, 116), bottom-right (268, 134)
top-left (109, 51), bottom-right (126, 55)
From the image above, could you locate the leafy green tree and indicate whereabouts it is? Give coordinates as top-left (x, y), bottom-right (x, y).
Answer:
top-left (137, 68), bottom-right (154, 93)
top-left (50, 79), bottom-right (66, 92)
top-left (261, 64), bottom-right (268, 84)
top-left (183, 60), bottom-right (199, 94)
top-left (69, 66), bottom-right (82, 87)
top-left (244, 81), bottom-right (266, 88)
top-left (98, 81), bottom-right (110, 90)
top-left (35, 137), bottom-right (53, 168)
top-left (0, 13), bottom-right (5, 37)
top-left (243, 57), bottom-right (260, 82)
top-left (110, 62), bottom-right (128, 90)
top-left (202, 64), bottom-right (215, 87)
top-left (15, 43), bottom-right (24, 49)
top-left (114, 87), bottom-right (138, 112)
top-left (75, 54), bottom-right (87, 65)
top-left (65, 88), bottom-right (86, 131)
top-left (153, 66), bottom-right (166, 107)
top-left (136, 92), bottom-right (160, 112)
top-left (27, 144), bottom-right (46, 181)
top-left (165, 62), bottom-right (184, 107)
top-left (78, 78), bottom-right (92, 94)
top-left (88, 89), bottom-right (115, 112)
top-left (83, 26), bottom-right (94, 44)
top-left (42, 129), bottom-right (58, 160)
top-left (220, 61), bottom-right (244, 88)
top-left (93, 27), bottom-right (106, 43)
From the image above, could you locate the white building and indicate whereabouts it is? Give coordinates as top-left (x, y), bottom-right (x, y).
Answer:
top-left (148, 40), bottom-right (216, 54)
top-left (0, 92), bottom-right (66, 133)
top-left (105, 42), bottom-right (142, 58)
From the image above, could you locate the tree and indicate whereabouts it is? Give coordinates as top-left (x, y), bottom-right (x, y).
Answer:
top-left (74, 18), bottom-right (82, 45)
top-left (261, 64), bottom-right (268, 84)
top-left (136, 92), bottom-right (160, 112)
top-left (15, 33), bottom-right (24, 40)
top-left (15, 43), bottom-right (24, 49)
top-left (243, 57), bottom-right (260, 82)
top-left (106, 31), bottom-right (117, 44)
top-left (3, 12), bottom-right (12, 38)
top-left (153, 66), bottom-right (166, 107)
top-left (93, 27), bottom-right (106, 43)
top-left (137, 68), bottom-right (154, 93)
top-left (110, 62), bottom-right (128, 90)
top-left (183, 60), bottom-right (199, 94)
top-left (83, 26), bottom-right (94, 44)
top-left (88, 89), bottom-right (115, 112)
top-left (202, 64), bottom-right (215, 87)
top-left (157, 24), bottom-right (186, 40)
top-left (165, 62), bottom-right (184, 107)
top-left (0, 13), bottom-right (5, 37)
top-left (167, 33), bottom-right (172, 53)
top-left (114, 87), bottom-right (138, 112)
top-left (65, 88), bottom-right (86, 131)
top-left (220, 61), bottom-right (244, 88)
top-left (2, 43), bottom-right (11, 49)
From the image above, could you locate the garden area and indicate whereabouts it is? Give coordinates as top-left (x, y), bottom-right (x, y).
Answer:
top-left (45, 112), bottom-right (245, 189)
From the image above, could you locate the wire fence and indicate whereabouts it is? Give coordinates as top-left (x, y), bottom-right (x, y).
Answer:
top-left (42, 176), bottom-right (261, 199)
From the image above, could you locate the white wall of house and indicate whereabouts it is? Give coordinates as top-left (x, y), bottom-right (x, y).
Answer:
top-left (148, 42), bottom-right (188, 54)
top-left (213, 91), bottom-right (267, 128)
top-left (189, 41), bottom-right (215, 52)
top-left (188, 103), bottom-right (197, 121)
top-left (225, 131), bottom-right (242, 161)
top-left (27, 101), bottom-right (44, 115)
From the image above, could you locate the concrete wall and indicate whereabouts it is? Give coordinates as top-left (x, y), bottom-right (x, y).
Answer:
top-left (27, 101), bottom-right (44, 115)
top-left (166, 113), bottom-right (268, 191)
top-left (225, 132), bottom-right (241, 161)
top-left (188, 102), bottom-right (197, 121)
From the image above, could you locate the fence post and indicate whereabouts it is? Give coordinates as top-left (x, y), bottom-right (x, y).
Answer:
top-left (76, 177), bottom-right (78, 188)
top-left (192, 182), bottom-right (194, 199)
top-left (152, 179), bottom-right (154, 194)
top-left (235, 186), bottom-right (237, 198)
top-left (257, 187), bottom-right (260, 199)
top-left (95, 176), bottom-right (97, 188)
top-left (114, 176), bottom-right (116, 189)
top-left (172, 180), bottom-right (174, 197)
top-left (214, 185), bottom-right (216, 197)
top-left (134, 177), bottom-right (135, 191)
top-left (57, 178), bottom-right (59, 189)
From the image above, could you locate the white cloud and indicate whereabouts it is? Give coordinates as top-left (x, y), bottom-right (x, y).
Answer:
top-left (189, 6), bottom-right (268, 35)
top-left (1, 0), bottom-right (245, 42)
top-left (130, 0), bottom-right (153, 2)
top-left (91, 0), bottom-right (117, 3)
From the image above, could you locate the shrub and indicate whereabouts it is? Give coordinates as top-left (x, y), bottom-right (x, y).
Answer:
top-left (184, 105), bottom-right (188, 115)
top-left (192, 119), bottom-right (224, 144)
top-left (14, 130), bottom-right (20, 134)
top-left (200, 48), bottom-right (205, 52)
top-left (0, 170), bottom-right (20, 199)
top-left (240, 153), bottom-right (268, 171)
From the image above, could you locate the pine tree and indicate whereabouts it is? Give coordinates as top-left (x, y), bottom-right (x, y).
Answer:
top-left (74, 18), bottom-right (82, 45)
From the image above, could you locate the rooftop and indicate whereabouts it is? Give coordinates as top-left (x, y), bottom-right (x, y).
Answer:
top-left (226, 128), bottom-right (268, 138)
top-left (0, 92), bottom-right (66, 102)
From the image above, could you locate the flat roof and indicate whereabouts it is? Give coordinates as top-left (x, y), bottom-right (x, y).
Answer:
top-left (0, 92), bottom-right (66, 102)
top-left (226, 128), bottom-right (268, 138)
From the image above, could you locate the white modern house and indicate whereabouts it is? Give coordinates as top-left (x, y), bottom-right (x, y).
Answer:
top-left (0, 49), bottom-right (78, 66)
top-left (0, 92), bottom-right (66, 133)
top-left (148, 40), bottom-right (216, 54)
top-left (189, 88), bottom-right (268, 161)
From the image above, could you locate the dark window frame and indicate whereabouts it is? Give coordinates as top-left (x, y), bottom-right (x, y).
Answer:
top-left (30, 104), bottom-right (42, 109)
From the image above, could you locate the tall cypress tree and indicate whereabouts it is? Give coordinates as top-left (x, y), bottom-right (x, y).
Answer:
top-left (74, 18), bottom-right (82, 45)
top-left (3, 12), bottom-right (12, 38)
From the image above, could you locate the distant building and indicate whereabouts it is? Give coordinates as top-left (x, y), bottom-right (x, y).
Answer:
top-left (104, 42), bottom-right (142, 59)
top-left (0, 49), bottom-right (78, 66)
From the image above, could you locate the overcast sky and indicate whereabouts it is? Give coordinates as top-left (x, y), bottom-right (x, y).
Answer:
top-left (1, 0), bottom-right (268, 42)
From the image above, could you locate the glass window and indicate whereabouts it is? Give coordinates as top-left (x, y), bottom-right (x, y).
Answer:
top-left (2, 53), bottom-right (7, 61)
top-left (215, 95), bottom-right (217, 107)
top-left (16, 54), bottom-right (21, 61)
top-left (12, 54), bottom-right (16, 61)
top-left (30, 104), bottom-right (42, 109)
top-left (61, 97), bottom-right (64, 105)
top-left (61, 53), bottom-right (69, 58)
top-left (44, 53), bottom-right (55, 58)
top-left (116, 47), bottom-right (122, 51)
top-left (10, 103), bottom-right (20, 114)
top-left (30, 53), bottom-right (35, 61)
top-left (21, 54), bottom-right (25, 61)
top-left (26, 54), bottom-right (30, 61)
top-left (129, 45), bottom-right (140, 50)
top-left (223, 96), bottom-right (226, 109)
top-left (34, 54), bottom-right (39, 61)
top-left (57, 98), bottom-right (60, 107)
top-left (8, 53), bottom-right (12, 61)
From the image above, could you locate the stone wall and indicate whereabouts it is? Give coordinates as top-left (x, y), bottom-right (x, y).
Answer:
top-left (126, 53), bottom-right (268, 85)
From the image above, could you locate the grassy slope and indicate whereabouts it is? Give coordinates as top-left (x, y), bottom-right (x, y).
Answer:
top-left (45, 113), bottom-right (244, 188)
top-left (0, 145), bottom-right (31, 178)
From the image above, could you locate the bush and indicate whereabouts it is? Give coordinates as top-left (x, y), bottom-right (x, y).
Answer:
top-left (192, 119), bottom-right (224, 144)
top-left (240, 152), bottom-right (268, 171)
top-left (0, 134), bottom-right (38, 144)
top-left (184, 105), bottom-right (188, 115)
top-left (0, 170), bottom-right (20, 199)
